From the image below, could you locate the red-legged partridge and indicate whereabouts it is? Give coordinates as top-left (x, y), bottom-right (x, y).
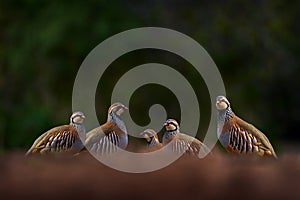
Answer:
top-left (26, 111), bottom-right (86, 156)
top-left (216, 95), bottom-right (278, 158)
top-left (85, 103), bottom-right (128, 155)
top-left (163, 119), bottom-right (211, 156)
top-left (140, 129), bottom-right (163, 152)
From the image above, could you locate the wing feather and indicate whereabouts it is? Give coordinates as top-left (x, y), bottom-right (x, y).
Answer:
top-left (235, 116), bottom-right (277, 158)
top-left (170, 133), bottom-right (211, 156)
top-left (26, 125), bottom-right (78, 155)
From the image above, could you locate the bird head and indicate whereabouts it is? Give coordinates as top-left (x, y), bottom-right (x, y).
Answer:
top-left (71, 111), bottom-right (85, 124)
top-left (140, 129), bottom-right (158, 142)
top-left (164, 119), bottom-right (179, 132)
top-left (108, 102), bottom-right (128, 117)
top-left (216, 96), bottom-right (230, 111)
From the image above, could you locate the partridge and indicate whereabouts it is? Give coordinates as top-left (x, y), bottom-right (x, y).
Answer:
top-left (140, 129), bottom-right (163, 152)
top-left (26, 111), bottom-right (86, 156)
top-left (216, 95), bottom-right (278, 158)
top-left (163, 119), bottom-right (211, 156)
top-left (85, 103), bottom-right (128, 155)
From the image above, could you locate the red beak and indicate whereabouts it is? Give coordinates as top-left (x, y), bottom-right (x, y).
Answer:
top-left (164, 122), bottom-right (169, 126)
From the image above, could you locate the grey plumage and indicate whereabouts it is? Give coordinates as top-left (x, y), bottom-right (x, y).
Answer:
top-left (140, 129), bottom-right (163, 151)
top-left (85, 103), bottom-right (128, 156)
top-left (163, 119), bottom-right (212, 156)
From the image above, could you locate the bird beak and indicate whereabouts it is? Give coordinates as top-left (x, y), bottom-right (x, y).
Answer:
top-left (123, 106), bottom-right (128, 110)
top-left (164, 122), bottom-right (168, 126)
top-left (81, 115), bottom-right (86, 119)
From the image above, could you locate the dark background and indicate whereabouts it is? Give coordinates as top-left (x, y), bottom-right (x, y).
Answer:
top-left (1, 0), bottom-right (300, 153)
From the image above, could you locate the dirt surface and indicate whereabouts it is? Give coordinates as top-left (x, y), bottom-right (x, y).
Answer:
top-left (0, 151), bottom-right (300, 200)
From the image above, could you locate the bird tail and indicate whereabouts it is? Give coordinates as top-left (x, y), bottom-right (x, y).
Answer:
top-left (25, 147), bottom-right (40, 156)
top-left (25, 149), bottom-right (33, 156)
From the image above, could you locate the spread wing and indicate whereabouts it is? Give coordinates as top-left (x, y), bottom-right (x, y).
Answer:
top-left (26, 125), bottom-right (79, 155)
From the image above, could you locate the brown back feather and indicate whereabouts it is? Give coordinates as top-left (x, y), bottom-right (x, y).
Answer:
top-left (234, 116), bottom-right (277, 158)
top-left (26, 125), bottom-right (78, 155)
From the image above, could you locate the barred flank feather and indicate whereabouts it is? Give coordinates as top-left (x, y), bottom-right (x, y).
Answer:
top-left (163, 119), bottom-right (212, 156)
top-left (216, 96), bottom-right (277, 158)
top-left (85, 103), bottom-right (128, 156)
top-left (26, 112), bottom-right (85, 156)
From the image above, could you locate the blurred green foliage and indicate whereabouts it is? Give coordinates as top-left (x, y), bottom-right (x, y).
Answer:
top-left (1, 0), bottom-right (299, 151)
